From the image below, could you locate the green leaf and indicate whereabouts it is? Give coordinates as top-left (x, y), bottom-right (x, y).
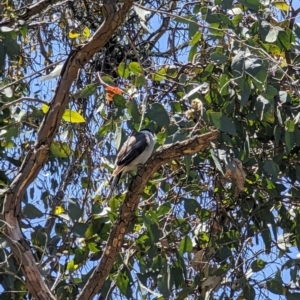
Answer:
top-left (176, 287), bottom-right (195, 299)
top-left (201, 63), bottom-right (214, 80)
top-left (116, 272), bottom-right (130, 297)
top-left (19, 25), bottom-right (28, 37)
top-left (188, 16), bottom-right (198, 38)
top-left (263, 160), bottom-right (279, 181)
top-left (152, 67), bottom-right (167, 81)
top-left (287, 292), bottom-right (300, 300)
top-left (266, 279), bottom-right (286, 295)
top-left (127, 98), bottom-right (141, 123)
top-left (147, 103), bottom-right (170, 126)
top-left (245, 57), bottom-right (263, 77)
top-left (285, 120), bottom-right (295, 132)
top-left (278, 30), bottom-right (291, 50)
top-left (50, 141), bottom-right (72, 158)
top-left (285, 131), bottom-right (295, 154)
top-left (242, 284), bottom-right (256, 300)
top-left (185, 154), bottom-right (191, 177)
top-left (232, 13), bottom-right (243, 26)
top-left (210, 52), bottom-right (228, 65)
top-left (251, 258), bottom-right (266, 272)
top-left (68, 199), bottom-right (82, 222)
top-left (113, 94), bottom-right (126, 108)
top-left (171, 265), bottom-right (185, 289)
top-left (208, 112), bottom-right (237, 135)
top-left (22, 203), bottom-right (43, 219)
top-left (179, 236), bottom-right (193, 255)
top-left (117, 62), bottom-right (130, 79)
top-left (3, 37), bottom-right (20, 58)
top-left (231, 50), bottom-right (245, 77)
top-left (156, 203), bottom-right (171, 217)
top-left (0, 42), bottom-right (6, 73)
top-left (237, 0), bottom-right (260, 11)
top-left (170, 101), bottom-right (182, 113)
top-left (210, 149), bottom-right (225, 175)
top-left (135, 75), bottom-right (146, 87)
top-left (62, 109), bottom-right (85, 123)
top-left (261, 227), bottom-right (272, 253)
top-left (101, 75), bottom-right (114, 84)
top-left (129, 62), bottom-right (142, 74)
top-left (73, 222), bottom-right (88, 237)
top-left (80, 83), bottom-right (97, 98)
top-left (188, 44), bottom-right (198, 62)
top-left (189, 31), bottom-right (201, 45)
top-left (183, 198), bottom-right (201, 214)
top-left (158, 265), bottom-right (172, 298)
top-left (241, 78), bottom-right (251, 106)
top-left (74, 248), bottom-right (86, 265)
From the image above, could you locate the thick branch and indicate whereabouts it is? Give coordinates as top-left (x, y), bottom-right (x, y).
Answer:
top-left (1, 1), bottom-right (134, 299)
top-left (78, 130), bottom-right (219, 299)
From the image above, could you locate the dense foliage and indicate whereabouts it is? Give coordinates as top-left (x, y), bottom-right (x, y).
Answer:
top-left (1, 0), bottom-right (300, 299)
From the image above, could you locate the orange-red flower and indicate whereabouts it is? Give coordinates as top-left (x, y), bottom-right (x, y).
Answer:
top-left (105, 86), bottom-right (122, 102)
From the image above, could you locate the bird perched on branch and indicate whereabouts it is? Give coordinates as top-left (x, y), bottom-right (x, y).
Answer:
top-left (106, 128), bottom-right (155, 200)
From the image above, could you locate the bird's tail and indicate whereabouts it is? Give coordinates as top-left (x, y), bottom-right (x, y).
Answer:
top-left (106, 172), bottom-right (122, 201)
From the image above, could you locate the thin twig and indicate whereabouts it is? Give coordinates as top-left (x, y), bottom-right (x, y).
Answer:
top-left (0, 97), bottom-right (48, 113)
top-left (0, 59), bottom-right (65, 92)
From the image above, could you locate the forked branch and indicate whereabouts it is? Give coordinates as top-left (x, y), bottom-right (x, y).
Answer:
top-left (78, 130), bottom-right (219, 299)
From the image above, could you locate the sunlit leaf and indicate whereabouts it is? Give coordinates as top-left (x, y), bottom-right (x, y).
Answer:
top-left (189, 31), bottom-right (201, 45)
top-left (152, 68), bottom-right (167, 81)
top-left (118, 62), bottom-right (130, 79)
top-left (272, 1), bottom-right (289, 11)
top-left (62, 109), bottom-right (86, 123)
top-left (40, 64), bottom-right (63, 81)
top-left (54, 206), bottom-right (65, 215)
top-left (69, 31), bottom-right (80, 39)
top-left (67, 259), bottom-right (78, 271)
top-left (82, 26), bottom-right (91, 38)
top-left (0, 26), bottom-right (14, 32)
top-left (134, 5), bottom-right (151, 21)
top-left (129, 62), bottom-right (143, 74)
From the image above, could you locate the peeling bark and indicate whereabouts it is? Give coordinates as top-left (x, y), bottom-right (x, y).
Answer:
top-left (78, 130), bottom-right (219, 299)
top-left (1, 1), bottom-right (135, 299)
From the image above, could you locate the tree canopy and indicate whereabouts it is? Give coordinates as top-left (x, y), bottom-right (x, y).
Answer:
top-left (1, 0), bottom-right (300, 299)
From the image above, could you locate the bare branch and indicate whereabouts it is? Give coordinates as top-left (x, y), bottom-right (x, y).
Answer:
top-left (78, 130), bottom-right (219, 299)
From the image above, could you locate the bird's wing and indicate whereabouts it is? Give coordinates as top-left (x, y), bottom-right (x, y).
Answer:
top-left (116, 132), bottom-right (150, 167)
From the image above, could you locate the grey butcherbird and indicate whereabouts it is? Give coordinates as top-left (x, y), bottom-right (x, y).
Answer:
top-left (106, 128), bottom-right (155, 200)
